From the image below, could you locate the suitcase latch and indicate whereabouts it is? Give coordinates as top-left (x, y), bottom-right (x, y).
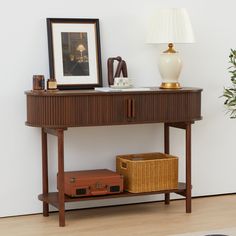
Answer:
top-left (70, 177), bottom-right (76, 183)
top-left (95, 182), bottom-right (104, 189)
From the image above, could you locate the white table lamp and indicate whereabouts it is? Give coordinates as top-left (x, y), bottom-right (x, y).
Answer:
top-left (146, 8), bottom-right (195, 89)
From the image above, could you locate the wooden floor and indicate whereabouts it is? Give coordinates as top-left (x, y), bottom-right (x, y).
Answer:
top-left (1, 195), bottom-right (236, 236)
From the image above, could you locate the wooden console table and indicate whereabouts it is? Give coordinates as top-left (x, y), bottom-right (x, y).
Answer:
top-left (25, 87), bottom-right (202, 226)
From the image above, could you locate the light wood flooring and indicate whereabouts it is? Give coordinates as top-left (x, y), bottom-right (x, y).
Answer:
top-left (1, 195), bottom-right (236, 236)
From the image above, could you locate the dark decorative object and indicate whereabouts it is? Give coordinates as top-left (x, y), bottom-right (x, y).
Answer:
top-left (204, 234), bottom-right (228, 236)
top-left (47, 18), bottom-right (102, 90)
top-left (107, 56), bottom-right (128, 86)
top-left (33, 75), bottom-right (45, 90)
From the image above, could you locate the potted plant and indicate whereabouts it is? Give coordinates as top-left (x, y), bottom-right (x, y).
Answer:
top-left (222, 49), bottom-right (236, 118)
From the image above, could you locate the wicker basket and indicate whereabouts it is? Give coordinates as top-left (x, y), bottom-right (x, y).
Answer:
top-left (116, 152), bottom-right (178, 193)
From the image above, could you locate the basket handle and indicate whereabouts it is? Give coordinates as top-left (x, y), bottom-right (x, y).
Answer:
top-left (120, 161), bottom-right (128, 169)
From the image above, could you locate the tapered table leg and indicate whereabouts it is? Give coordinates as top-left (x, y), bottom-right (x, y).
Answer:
top-left (57, 129), bottom-right (65, 226)
top-left (164, 123), bottom-right (170, 205)
top-left (41, 128), bottom-right (49, 217)
top-left (185, 123), bottom-right (192, 213)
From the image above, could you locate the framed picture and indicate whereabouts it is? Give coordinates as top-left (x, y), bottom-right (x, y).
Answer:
top-left (47, 18), bottom-right (102, 89)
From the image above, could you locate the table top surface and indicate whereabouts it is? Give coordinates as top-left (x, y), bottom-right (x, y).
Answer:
top-left (25, 87), bottom-right (202, 96)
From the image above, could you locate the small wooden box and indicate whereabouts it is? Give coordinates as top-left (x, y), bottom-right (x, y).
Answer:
top-left (116, 152), bottom-right (178, 193)
top-left (60, 169), bottom-right (124, 197)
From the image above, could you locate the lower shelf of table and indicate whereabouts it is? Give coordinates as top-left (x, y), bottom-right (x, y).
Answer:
top-left (38, 182), bottom-right (187, 209)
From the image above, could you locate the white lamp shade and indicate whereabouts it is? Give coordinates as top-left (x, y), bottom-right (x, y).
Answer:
top-left (146, 8), bottom-right (195, 44)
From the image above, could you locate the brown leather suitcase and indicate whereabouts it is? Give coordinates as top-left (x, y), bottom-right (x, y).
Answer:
top-left (60, 169), bottom-right (124, 197)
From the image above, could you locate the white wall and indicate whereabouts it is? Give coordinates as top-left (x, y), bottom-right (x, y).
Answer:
top-left (1, 0), bottom-right (236, 217)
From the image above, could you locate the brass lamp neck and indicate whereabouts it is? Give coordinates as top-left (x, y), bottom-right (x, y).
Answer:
top-left (164, 43), bottom-right (177, 53)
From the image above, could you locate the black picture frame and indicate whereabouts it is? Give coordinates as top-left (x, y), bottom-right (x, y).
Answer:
top-left (47, 18), bottom-right (102, 90)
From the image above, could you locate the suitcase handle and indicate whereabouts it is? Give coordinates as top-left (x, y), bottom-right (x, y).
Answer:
top-left (90, 188), bottom-right (108, 195)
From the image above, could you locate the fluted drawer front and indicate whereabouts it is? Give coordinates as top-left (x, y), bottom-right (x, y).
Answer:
top-left (25, 89), bottom-right (202, 128)
top-left (27, 95), bottom-right (87, 127)
top-left (131, 92), bottom-right (201, 123)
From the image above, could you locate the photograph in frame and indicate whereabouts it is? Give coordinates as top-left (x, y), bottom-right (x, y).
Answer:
top-left (47, 18), bottom-right (102, 89)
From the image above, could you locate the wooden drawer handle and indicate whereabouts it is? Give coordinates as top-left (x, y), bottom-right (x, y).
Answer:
top-left (127, 99), bottom-right (132, 118)
top-left (131, 99), bottom-right (135, 118)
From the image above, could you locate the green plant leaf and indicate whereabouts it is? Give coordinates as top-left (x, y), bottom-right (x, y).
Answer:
top-left (221, 49), bottom-right (236, 118)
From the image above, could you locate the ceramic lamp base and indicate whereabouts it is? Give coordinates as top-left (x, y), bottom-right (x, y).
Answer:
top-left (160, 82), bottom-right (181, 89)
top-left (158, 44), bottom-right (182, 90)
